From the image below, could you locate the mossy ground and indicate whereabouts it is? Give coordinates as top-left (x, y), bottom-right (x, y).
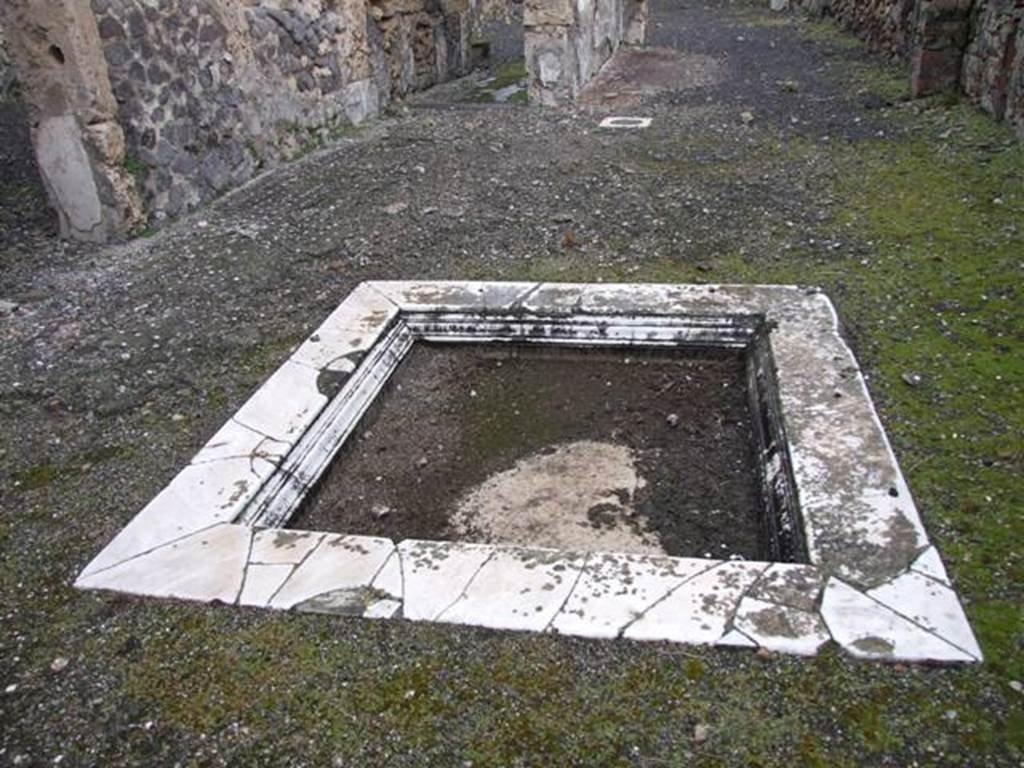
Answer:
top-left (1, 1), bottom-right (1021, 765)
top-left (470, 58), bottom-right (529, 104)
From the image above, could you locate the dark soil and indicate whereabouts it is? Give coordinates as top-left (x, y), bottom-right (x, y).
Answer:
top-left (290, 342), bottom-right (766, 559)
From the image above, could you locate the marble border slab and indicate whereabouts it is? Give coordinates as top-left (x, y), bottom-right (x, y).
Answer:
top-left (75, 282), bottom-right (982, 663)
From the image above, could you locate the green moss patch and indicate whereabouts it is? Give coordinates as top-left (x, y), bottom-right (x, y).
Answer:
top-left (470, 58), bottom-right (529, 104)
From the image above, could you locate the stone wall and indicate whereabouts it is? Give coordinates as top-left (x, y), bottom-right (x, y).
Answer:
top-left (1, 0), bottom-right (144, 242)
top-left (470, 0), bottom-right (524, 63)
top-left (524, 0), bottom-right (646, 105)
top-left (91, 0), bottom-right (470, 224)
top-left (909, 0), bottom-right (974, 97)
top-left (791, 0), bottom-right (919, 59)
top-left (961, 0), bottom-right (1023, 132)
top-left (790, 0), bottom-right (1024, 135)
top-left (6, 0), bottom-right (541, 240)
top-left (0, 24), bottom-right (16, 98)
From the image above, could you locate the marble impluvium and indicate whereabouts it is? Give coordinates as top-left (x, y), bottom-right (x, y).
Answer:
top-left (76, 281), bottom-right (981, 663)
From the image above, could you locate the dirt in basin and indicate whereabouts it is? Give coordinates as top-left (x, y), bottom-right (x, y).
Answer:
top-left (289, 342), bottom-right (768, 560)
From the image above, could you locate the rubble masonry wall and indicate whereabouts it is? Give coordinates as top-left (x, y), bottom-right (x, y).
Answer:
top-left (791, 0), bottom-right (1023, 134)
top-left (523, 0), bottom-right (646, 105)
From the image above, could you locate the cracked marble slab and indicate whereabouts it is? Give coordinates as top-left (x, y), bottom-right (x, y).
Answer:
top-left (368, 280), bottom-right (539, 312)
top-left (291, 328), bottom-right (376, 373)
top-left (733, 597), bottom-right (831, 656)
top-left (250, 529), bottom-right (324, 565)
top-left (191, 419), bottom-right (289, 465)
top-left (369, 549), bottom-right (404, 600)
top-left (232, 360), bottom-right (328, 444)
top-left (239, 563), bottom-right (295, 607)
top-left (389, 540), bottom-right (495, 621)
top-left (867, 571), bottom-right (981, 659)
top-left (268, 534), bottom-right (394, 610)
top-left (77, 523), bottom-right (251, 603)
top-left (746, 563), bottom-right (824, 612)
top-left (437, 548), bottom-right (587, 632)
top-left (78, 456), bottom-right (275, 579)
top-left (317, 282), bottom-right (401, 334)
top-left (623, 561), bottom-right (768, 644)
top-left (549, 552), bottom-right (712, 639)
top-left (909, 546), bottom-right (950, 585)
top-left (820, 579), bottom-right (976, 662)
top-left (364, 598), bottom-right (403, 619)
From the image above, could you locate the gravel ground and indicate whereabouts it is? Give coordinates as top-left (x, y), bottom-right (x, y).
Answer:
top-left (1, 0), bottom-right (1021, 765)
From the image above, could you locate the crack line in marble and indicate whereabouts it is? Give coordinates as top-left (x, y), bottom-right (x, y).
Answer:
top-left (616, 560), bottom-right (726, 638)
top-left (433, 549), bottom-right (498, 622)
top-left (856, 581), bottom-right (980, 659)
top-left (544, 553), bottom-right (591, 632)
top-left (77, 521), bottom-right (226, 581)
top-left (720, 564), bottom-right (774, 635)
top-left (264, 534), bottom-right (327, 607)
top-left (234, 528), bottom-right (257, 605)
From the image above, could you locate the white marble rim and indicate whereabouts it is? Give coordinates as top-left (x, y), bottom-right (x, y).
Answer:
top-left (74, 281), bottom-right (982, 663)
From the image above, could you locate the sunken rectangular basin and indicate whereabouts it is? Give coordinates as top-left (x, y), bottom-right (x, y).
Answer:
top-left (75, 282), bottom-right (982, 662)
top-left (291, 342), bottom-right (782, 563)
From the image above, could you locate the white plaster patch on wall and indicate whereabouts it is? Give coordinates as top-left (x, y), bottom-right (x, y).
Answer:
top-left (74, 281), bottom-right (982, 663)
